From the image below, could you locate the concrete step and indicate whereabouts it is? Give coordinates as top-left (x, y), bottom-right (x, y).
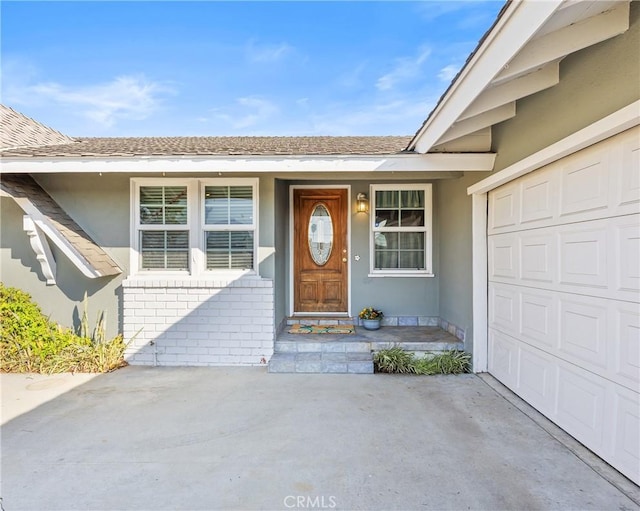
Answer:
top-left (268, 352), bottom-right (374, 374)
top-left (274, 339), bottom-right (371, 354)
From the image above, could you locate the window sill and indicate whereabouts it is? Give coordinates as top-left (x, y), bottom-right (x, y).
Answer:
top-left (368, 272), bottom-right (435, 278)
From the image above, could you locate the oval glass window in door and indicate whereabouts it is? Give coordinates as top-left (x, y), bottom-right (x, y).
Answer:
top-left (308, 203), bottom-right (333, 265)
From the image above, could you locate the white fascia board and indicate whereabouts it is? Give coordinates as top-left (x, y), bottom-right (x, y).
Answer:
top-left (0, 152), bottom-right (497, 173)
top-left (467, 101), bottom-right (640, 195)
top-left (410, 1), bottom-right (563, 154)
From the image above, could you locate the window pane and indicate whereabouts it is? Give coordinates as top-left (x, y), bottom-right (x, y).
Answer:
top-left (376, 190), bottom-right (399, 208)
top-left (400, 210), bottom-right (424, 227)
top-left (229, 186), bottom-right (253, 225)
top-left (375, 210), bottom-right (399, 227)
top-left (399, 232), bottom-right (425, 250)
top-left (374, 232), bottom-right (396, 249)
top-left (140, 206), bottom-right (163, 224)
top-left (204, 186), bottom-right (229, 225)
top-left (206, 231), bottom-right (254, 270)
top-left (375, 250), bottom-right (398, 269)
top-left (400, 251), bottom-right (425, 269)
top-left (205, 185), bottom-right (254, 225)
top-left (139, 186), bottom-right (187, 225)
top-left (401, 190), bottom-right (424, 208)
top-left (140, 230), bottom-right (189, 270)
top-left (164, 186), bottom-right (187, 206)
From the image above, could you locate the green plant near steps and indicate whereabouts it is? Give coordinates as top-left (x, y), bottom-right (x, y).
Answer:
top-left (0, 283), bottom-right (127, 374)
top-left (374, 347), bottom-right (470, 375)
top-left (373, 346), bottom-right (416, 373)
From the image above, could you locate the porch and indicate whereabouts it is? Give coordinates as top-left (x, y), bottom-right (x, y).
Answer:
top-left (268, 323), bottom-right (463, 374)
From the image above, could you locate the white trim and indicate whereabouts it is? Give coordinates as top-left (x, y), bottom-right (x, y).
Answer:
top-left (410, 1), bottom-right (563, 153)
top-left (0, 153), bottom-right (496, 174)
top-left (369, 183), bottom-right (433, 276)
top-left (289, 184), bottom-right (351, 317)
top-left (471, 193), bottom-right (488, 373)
top-left (129, 177), bottom-right (259, 277)
top-left (467, 101), bottom-right (640, 374)
top-left (467, 101), bottom-right (640, 195)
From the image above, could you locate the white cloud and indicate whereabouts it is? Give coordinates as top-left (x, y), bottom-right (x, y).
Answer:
top-left (5, 72), bottom-right (174, 128)
top-left (438, 64), bottom-right (460, 83)
top-left (376, 46), bottom-right (431, 92)
top-left (211, 96), bottom-right (278, 130)
top-left (245, 40), bottom-right (293, 63)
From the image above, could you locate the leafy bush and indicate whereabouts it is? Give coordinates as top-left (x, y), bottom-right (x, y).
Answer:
top-left (0, 283), bottom-right (127, 374)
top-left (374, 347), bottom-right (470, 375)
top-left (373, 346), bottom-right (416, 373)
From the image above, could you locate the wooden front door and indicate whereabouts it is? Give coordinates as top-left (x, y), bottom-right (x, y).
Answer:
top-left (293, 188), bottom-right (348, 313)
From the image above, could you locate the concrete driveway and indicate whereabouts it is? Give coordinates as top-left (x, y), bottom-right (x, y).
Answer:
top-left (1, 367), bottom-right (638, 511)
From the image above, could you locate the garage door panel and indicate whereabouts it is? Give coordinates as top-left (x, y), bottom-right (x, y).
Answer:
top-left (520, 166), bottom-right (557, 224)
top-left (616, 306), bottom-right (640, 385)
top-left (488, 129), bottom-right (640, 483)
top-left (488, 128), bottom-right (640, 237)
top-left (518, 345), bottom-right (556, 416)
top-left (490, 216), bottom-right (638, 302)
top-left (556, 364), bottom-right (606, 449)
top-left (618, 132), bottom-right (640, 207)
top-left (520, 291), bottom-right (555, 348)
top-left (613, 387), bottom-right (640, 481)
top-left (559, 226), bottom-right (608, 288)
top-left (559, 299), bottom-right (608, 370)
top-left (489, 233), bottom-right (518, 280)
top-left (489, 284), bottom-right (519, 335)
top-left (488, 329), bottom-right (518, 388)
top-left (520, 232), bottom-right (555, 283)
top-left (489, 183), bottom-right (519, 230)
top-left (560, 150), bottom-right (609, 217)
top-left (618, 222), bottom-right (640, 292)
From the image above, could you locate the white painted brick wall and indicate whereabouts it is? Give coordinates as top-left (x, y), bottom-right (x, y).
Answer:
top-left (122, 277), bottom-right (274, 366)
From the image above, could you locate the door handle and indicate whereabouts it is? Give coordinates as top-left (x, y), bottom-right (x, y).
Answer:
top-left (342, 257), bottom-right (347, 263)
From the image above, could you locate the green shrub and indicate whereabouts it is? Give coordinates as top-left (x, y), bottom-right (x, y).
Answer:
top-left (374, 347), bottom-right (470, 375)
top-left (374, 346), bottom-right (416, 373)
top-left (0, 283), bottom-right (127, 374)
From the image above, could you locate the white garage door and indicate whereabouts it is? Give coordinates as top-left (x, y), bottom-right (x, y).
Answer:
top-left (487, 127), bottom-right (640, 484)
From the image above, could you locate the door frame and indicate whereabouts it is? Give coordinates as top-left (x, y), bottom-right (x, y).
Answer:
top-left (289, 184), bottom-right (351, 316)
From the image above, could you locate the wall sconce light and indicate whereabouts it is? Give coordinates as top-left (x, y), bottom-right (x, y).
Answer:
top-left (356, 193), bottom-right (369, 213)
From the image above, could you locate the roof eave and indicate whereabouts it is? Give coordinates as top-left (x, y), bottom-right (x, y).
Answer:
top-left (0, 152), bottom-right (497, 173)
top-left (407, 0), bottom-right (564, 154)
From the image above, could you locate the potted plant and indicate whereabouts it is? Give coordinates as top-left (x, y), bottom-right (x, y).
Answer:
top-left (359, 307), bottom-right (383, 330)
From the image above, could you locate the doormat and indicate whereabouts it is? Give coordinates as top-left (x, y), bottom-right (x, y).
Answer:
top-left (288, 324), bottom-right (355, 334)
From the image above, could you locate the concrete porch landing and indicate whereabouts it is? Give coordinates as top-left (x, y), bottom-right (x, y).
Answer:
top-left (268, 326), bottom-right (463, 374)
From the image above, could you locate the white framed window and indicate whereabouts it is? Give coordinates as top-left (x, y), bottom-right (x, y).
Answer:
top-left (131, 178), bottom-right (258, 276)
top-left (369, 183), bottom-right (433, 277)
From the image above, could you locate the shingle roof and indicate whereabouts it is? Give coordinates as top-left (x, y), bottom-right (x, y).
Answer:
top-left (0, 105), bottom-right (76, 151)
top-left (0, 135), bottom-right (413, 158)
top-left (0, 174), bottom-right (122, 277)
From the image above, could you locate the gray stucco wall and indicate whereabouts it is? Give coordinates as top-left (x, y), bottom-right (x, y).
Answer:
top-left (1, 192), bottom-right (126, 339)
top-left (0, 173), bottom-right (279, 339)
top-left (273, 178), bottom-right (288, 329)
top-left (436, 172), bottom-right (491, 351)
top-left (492, 1), bottom-right (639, 171)
top-left (284, 179), bottom-right (440, 320)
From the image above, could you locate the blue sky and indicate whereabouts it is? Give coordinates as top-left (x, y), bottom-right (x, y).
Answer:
top-left (1, 1), bottom-right (504, 137)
